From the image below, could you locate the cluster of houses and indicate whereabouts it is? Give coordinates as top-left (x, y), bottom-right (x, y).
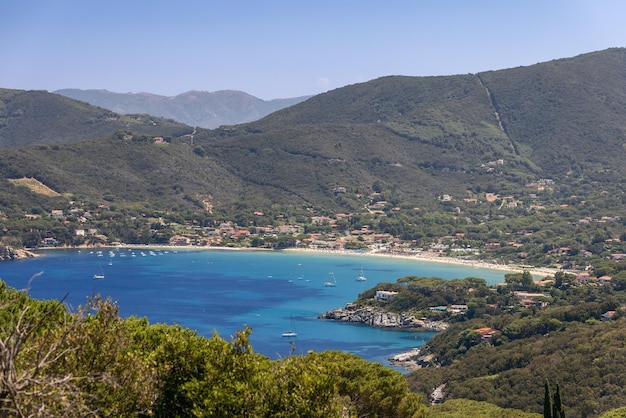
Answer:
top-left (41, 205), bottom-right (112, 246)
top-left (168, 221), bottom-right (304, 247)
top-left (572, 272), bottom-right (614, 285)
top-left (374, 274), bottom-right (618, 323)
top-left (34, 192), bottom-right (625, 272)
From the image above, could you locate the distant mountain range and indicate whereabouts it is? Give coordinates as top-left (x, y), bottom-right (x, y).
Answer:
top-left (54, 89), bottom-right (312, 129)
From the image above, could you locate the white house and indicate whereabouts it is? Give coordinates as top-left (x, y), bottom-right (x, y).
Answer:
top-left (375, 290), bottom-right (399, 301)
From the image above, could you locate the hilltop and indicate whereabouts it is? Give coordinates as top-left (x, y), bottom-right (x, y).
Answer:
top-left (0, 88), bottom-right (192, 148)
top-left (54, 89), bottom-right (311, 129)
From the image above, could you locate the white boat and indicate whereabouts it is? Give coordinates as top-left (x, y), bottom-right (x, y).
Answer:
top-left (282, 317), bottom-right (297, 337)
top-left (324, 272), bottom-right (337, 287)
top-left (356, 267), bottom-right (367, 281)
top-left (93, 266), bottom-right (105, 280)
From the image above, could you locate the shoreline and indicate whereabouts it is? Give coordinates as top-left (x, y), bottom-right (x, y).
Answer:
top-left (281, 248), bottom-right (557, 278)
top-left (29, 244), bottom-right (558, 278)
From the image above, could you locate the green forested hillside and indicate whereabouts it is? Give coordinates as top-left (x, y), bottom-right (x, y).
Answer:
top-left (404, 280), bottom-right (626, 417)
top-left (410, 319), bottom-right (626, 417)
top-left (197, 73), bottom-right (522, 210)
top-left (2, 49), bottom-right (625, 211)
top-left (0, 88), bottom-right (192, 148)
top-left (477, 48), bottom-right (626, 180)
top-left (0, 133), bottom-right (243, 210)
top-left (196, 48), bottom-right (626, 211)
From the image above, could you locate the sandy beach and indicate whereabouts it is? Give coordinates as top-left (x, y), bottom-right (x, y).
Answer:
top-left (281, 247), bottom-right (558, 278)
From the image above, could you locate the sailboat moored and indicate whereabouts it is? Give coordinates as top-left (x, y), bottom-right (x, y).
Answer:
top-left (324, 272), bottom-right (337, 287)
top-left (282, 316), bottom-right (297, 337)
top-left (355, 267), bottom-right (367, 281)
top-left (93, 265), bottom-right (105, 280)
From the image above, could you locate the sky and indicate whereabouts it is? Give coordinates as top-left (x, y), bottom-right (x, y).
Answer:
top-left (2, 1), bottom-right (625, 100)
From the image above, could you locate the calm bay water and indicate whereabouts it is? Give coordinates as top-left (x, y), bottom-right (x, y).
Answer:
top-left (0, 248), bottom-right (512, 370)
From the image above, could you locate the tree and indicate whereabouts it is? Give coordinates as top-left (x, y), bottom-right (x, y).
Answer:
top-left (611, 270), bottom-right (626, 291)
top-left (504, 270), bottom-right (535, 291)
top-left (521, 270), bottom-right (534, 290)
top-left (0, 284), bottom-right (116, 417)
top-left (553, 271), bottom-right (565, 289)
top-left (543, 380), bottom-right (565, 418)
top-left (320, 351), bottom-right (426, 417)
top-left (552, 383), bottom-right (565, 418)
top-left (544, 380), bottom-right (552, 418)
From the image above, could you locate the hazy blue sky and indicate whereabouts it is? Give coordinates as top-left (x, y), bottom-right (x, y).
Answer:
top-left (2, 1), bottom-right (625, 99)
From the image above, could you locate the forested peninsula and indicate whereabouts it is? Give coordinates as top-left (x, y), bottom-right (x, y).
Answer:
top-left (318, 270), bottom-right (626, 416)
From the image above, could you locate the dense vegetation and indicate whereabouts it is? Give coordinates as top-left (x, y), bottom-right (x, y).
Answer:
top-left (358, 268), bottom-right (626, 417)
top-left (428, 399), bottom-right (540, 418)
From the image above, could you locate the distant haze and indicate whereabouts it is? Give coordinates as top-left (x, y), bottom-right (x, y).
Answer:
top-left (55, 89), bottom-right (312, 129)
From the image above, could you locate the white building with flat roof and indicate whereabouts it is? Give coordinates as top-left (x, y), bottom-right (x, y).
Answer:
top-left (375, 290), bottom-right (399, 301)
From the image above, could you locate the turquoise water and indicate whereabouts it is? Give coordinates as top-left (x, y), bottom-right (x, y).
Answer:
top-left (0, 248), bottom-right (512, 370)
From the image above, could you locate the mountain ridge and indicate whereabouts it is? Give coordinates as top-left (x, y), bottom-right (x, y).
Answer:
top-left (0, 88), bottom-right (193, 149)
top-left (54, 88), bottom-right (312, 129)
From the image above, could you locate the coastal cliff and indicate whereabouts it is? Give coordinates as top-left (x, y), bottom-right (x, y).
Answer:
top-left (319, 304), bottom-right (449, 332)
top-left (0, 244), bottom-right (36, 261)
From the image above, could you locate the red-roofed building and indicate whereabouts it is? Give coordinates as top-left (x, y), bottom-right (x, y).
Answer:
top-left (474, 327), bottom-right (499, 341)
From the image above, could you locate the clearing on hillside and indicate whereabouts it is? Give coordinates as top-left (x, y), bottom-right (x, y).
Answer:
top-left (8, 177), bottom-right (61, 197)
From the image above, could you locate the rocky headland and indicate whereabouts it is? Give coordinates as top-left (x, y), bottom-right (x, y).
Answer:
top-left (388, 348), bottom-right (438, 371)
top-left (318, 304), bottom-right (449, 332)
top-left (0, 244), bottom-right (36, 261)
top-left (319, 304), bottom-right (446, 370)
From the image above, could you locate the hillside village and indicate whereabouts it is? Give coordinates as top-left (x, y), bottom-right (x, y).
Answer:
top-left (18, 166), bottom-right (624, 283)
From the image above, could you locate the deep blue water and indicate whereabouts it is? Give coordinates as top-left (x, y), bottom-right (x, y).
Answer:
top-left (0, 248), bottom-right (512, 370)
